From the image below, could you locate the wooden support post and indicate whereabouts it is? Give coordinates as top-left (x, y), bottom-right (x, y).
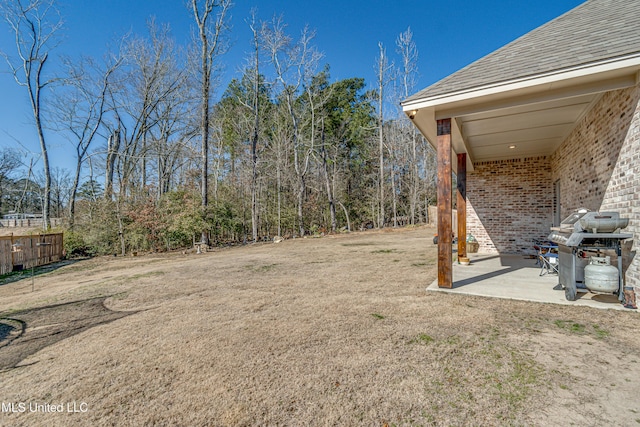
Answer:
top-left (457, 152), bottom-right (467, 260)
top-left (437, 118), bottom-right (452, 288)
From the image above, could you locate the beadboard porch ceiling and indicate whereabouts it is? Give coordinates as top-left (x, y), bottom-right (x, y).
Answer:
top-left (452, 93), bottom-right (598, 164)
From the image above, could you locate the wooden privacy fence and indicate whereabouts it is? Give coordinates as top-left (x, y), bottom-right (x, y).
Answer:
top-left (0, 233), bottom-right (64, 275)
top-left (428, 206), bottom-right (458, 231)
top-left (0, 218), bottom-right (63, 228)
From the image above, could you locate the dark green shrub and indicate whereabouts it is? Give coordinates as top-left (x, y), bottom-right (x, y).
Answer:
top-left (63, 230), bottom-right (93, 257)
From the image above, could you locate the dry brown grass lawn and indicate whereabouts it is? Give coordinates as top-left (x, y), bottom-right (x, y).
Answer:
top-left (0, 227), bottom-right (44, 237)
top-left (1, 225), bottom-right (640, 426)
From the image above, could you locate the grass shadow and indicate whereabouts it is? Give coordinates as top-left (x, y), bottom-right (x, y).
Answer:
top-left (0, 258), bottom-right (87, 287)
top-left (0, 296), bottom-right (138, 371)
top-left (0, 320), bottom-right (22, 342)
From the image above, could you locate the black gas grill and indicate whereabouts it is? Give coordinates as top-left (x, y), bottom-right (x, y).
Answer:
top-left (548, 210), bottom-right (632, 301)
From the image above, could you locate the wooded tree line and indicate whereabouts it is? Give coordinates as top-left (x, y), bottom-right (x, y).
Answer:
top-left (0, 0), bottom-right (436, 256)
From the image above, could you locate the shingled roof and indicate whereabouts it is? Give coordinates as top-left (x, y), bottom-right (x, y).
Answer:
top-left (403, 0), bottom-right (640, 105)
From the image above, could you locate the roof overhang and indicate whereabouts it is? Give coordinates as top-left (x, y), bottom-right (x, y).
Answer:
top-left (403, 54), bottom-right (640, 172)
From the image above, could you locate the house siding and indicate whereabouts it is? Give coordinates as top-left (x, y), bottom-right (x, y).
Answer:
top-left (551, 83), bottom-right (640, 293)
top-left (466, 156), bottom-right (553, 254)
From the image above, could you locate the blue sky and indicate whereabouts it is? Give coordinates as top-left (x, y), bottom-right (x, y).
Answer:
top-left (0, 0), bottom-right (585, 176)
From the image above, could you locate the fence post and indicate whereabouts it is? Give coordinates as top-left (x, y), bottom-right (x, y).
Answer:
top-left (10, 233), bottom-right (14, 274)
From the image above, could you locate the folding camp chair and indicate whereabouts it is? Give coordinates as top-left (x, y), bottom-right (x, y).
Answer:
top-left (538, 246), bottom-right (559, 276)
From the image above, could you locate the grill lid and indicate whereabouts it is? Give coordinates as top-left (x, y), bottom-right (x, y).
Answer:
top-left (560, 208), bottom-right (589, 230)
top-left (549, 209), bottom-right (632, 247)
top-left (579, 215), bottom-right (629, 233)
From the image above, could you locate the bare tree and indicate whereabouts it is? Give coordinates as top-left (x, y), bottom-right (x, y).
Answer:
top-left (266, 101), bottom-right (292, 237)
top-left (386, 119), bottom-right (402, 227)
top-left (248, 12), bottom-right (260, 243)
top-left (0, 147), bottom-right (22, 215)
top-left (262, 17), bottom-right (322, 236)
top-left (375, 42), bottom-right (394, 228)
top-left (120, 23), bottom-right (185, 196)
top-left (52, 55), bottom-right (121, 227)
top-left (150, 93), bottom-right (192, 199)
top-left (191, 0), bottom-right (232, 244)
top-left (104, 125), bottom-right (121, 200)
top-left (319, 116), bottom-right (337, 232)
top-left (13, 158), bottom-right (40, 215)
top-left (96, 20), bottom-right (191, 205)
top-left (221, 9), bottom-right (263, 242)
top-left (396, 27), bottom-right (420, 225)
top-left (130, 22), bottom-right (190, 199)
top-left (0, 0), bottom-right (63, 230)
top-left (48, 166), bottom-right (70, 219)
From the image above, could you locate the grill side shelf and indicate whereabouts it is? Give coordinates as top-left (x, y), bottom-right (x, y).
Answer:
top-left (548, 232), bottom-right (633, 247)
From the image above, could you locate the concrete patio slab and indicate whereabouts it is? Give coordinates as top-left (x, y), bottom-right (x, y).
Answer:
top-left (427, 253), bottom-right (634, 311)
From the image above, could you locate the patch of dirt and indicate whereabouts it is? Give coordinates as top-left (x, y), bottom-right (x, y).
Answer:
top-left (0, 226), bottom-right (638, 426)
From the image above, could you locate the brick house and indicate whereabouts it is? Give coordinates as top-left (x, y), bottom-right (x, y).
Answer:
top-left (402, 0), bottom-right (640, 291)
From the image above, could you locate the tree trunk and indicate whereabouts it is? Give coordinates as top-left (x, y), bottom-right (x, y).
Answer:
top-left (321, 123), bottom-right (337, 232)
top-left (410, 130), bottom-right (418, 225)
top-left (377, 43), bottom-right (386, 229)
top-left (277, 158), bottom-right (282, 237)
top-left (68, 154), bottom-right (82, 228)
top-left (192, 0), bottom-right (231, 245)
top-left (35, 112), bottom-right (51, 231)
top-left (250, 22), bottom-right (260, 243)
top-left (157, 147), bottom-right (163, 200)
top-left (337, 201), bottom-right (350, 232)
top-left (105, 129), bottom-right (120, 199)
top-left (391, 161), bottom-right (397, 227)
top-left (2, 1), bottom-right (62, 230)
top-left (200, 44), bottom-right (210, 245)
top-left (251, 134), bottom-right (258, 242)
top-left (141, 133), bottom-right (147, 190)
top-left (297, 178), bottom-right (305, 237)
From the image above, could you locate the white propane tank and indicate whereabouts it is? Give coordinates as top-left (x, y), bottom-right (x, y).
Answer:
top-left (584, 256), bottom-right (619, 293)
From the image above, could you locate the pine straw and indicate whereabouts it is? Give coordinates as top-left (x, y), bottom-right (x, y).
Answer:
top-left (1, 226), bottom-right (640, 426)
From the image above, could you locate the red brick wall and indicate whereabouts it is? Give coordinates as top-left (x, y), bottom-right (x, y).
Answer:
top-left (467, 156), bottom-right (553, 254)
top-left (551, 84), bottom-right (640, 292)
